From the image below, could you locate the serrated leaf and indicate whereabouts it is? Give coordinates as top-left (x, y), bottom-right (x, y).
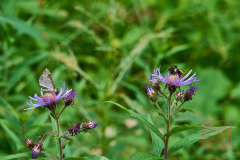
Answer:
top-left (168, 126), bottom-right (233, 155)
top-left (164, 124), bottom-right (202, 137)
top-left (148, 114), bottom-right (164, 157)
top-left (104, 101), bottom-right (165, 142)
top-left (132, 152), bottom-right (165, 160)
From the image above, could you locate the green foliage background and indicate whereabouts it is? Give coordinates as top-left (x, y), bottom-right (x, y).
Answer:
top-left (0, 0), bottom-right (240, 159)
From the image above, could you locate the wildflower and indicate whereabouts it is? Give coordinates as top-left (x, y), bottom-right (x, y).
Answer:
top-left (149, 75), bottom-right (160, 90)
top-left (82, 121), bottom-right (97, 130)
top-left (65, 89), bottom-right (78, 107)
top-left (145, 85), bottom-right (157, 102)
top-left (25, 82), bottom-right (69, 111)
top-left (68, 123), bottom-right (81, 136)
top-left (152, 66), bottom-right (199, 93)
top-left (184, 84), bottom-right (198, 101)
top-left (175, 90), bottom-right (184, 101)
top-left (25, 139), bottom-right (35, 149)
top-left (31, 142), bottom-right (43, 159)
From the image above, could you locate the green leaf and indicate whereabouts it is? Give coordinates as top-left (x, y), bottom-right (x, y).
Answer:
top-left (1, 122), bottom-right (21, 151)
top-left (87, 155), bottom-right (110, 160)
top-left (62, 144), bottom-right (72, 158)
top-left (173, 108), bottom-right (195, 115)
top-left (168, 126), bottom-right (233, 155)
top-left (164, 124), bottom-right (202, 137)
top-left (0, 14), bottom-right (45, 42)
top-left (65, 158), bottom-right (88, 160)
top-left (104, 101), bottom-right (165, 142)
top-left (132, 152), bottom-right (165, 160)
top-left (148, 114), bottom-right (164, 157)
top-left (65, 155), bottom-right (109, 160)
top-left (0, 152), bottom-right (32, 159)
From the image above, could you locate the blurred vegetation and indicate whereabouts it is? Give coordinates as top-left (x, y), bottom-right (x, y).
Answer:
top-left (0, 0), bottom-right (240, 159)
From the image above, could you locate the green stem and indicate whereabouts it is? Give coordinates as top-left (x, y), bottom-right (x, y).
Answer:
top-left (53, 111), bottom-right (63, 160)
top-left (171, 101), bottom-right (185, 116)
top-left (155, 101), bottom-right (168, 119)
top-left (164, 93), bottom-right (172, 159)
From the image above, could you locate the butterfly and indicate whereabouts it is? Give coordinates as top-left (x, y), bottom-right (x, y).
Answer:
top-left (39, 68), bottom-right (57, 93)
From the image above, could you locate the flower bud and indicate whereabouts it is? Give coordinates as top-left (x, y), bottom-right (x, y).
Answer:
top-left (68, 123), bottom-right (81, 136)
top-left (175, 90), bottom-right (184, 101)
top-left (145, 85), bottom-right (157, 102)
top-left (65, 89), bottom-right (78, 107)
top-left (149, 75), bottom-right (160, 90)
top-left (82, 121), bottom-right (97, 130)
top-left (31, 142), bottom-right (43, 159)
top-left (25, 139), bottom-right (35, 149)
top-left (184, 84), bottom-right (198, 101)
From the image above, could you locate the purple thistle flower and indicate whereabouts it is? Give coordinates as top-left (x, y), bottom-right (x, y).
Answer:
top-left (184, 84), bottom-right (198, 101)
top-left (31, 142), bottom-right (43, 159)
top-left (65, 89), bottom-right (78, 107)
top-left (152, 66), bottom-right (200, 87)
top-left (25, 82), bottom-right (69, 111)
top-left (68, 123), bottom-right (81, 136)
top-left (145, 85), bottom-right (157, 102)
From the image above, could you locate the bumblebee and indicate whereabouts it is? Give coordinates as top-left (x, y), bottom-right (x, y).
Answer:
top-left (168, 65), bottom-right (184, 78)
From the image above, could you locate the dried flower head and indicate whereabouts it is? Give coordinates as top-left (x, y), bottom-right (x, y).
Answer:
top-left (82, 121), bottom-right (97, 130)
top-left (65, 89), bottom-right (78, 107)
top-left (31, 142), bottom-right (43, 159)
top-left (184, 84), bottom-right (198, 101)
top-left (68, 123), bottom-right (81, 136)
top-left (25, 139), bottom-right (35, 149)
top-left (175, 90), bottom-right (185, 101)
top-left (145, 85), bottom-right (157, 102)
top-left (25, 82), bottom-right (69, 111)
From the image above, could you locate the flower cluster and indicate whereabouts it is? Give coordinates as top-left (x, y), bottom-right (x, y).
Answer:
top-left (68, 121), bottom-right (97, 136)
top-left (145, 66), bottom-right (199, 101)
top-left (24, 69), bottom-right (98, 159)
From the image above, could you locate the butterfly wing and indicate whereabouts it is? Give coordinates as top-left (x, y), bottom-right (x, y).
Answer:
top-left (39, 68), bottom-right (55, 91)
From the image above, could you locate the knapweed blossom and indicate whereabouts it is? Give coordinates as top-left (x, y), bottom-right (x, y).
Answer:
top-left (152, 66), bottom-right (200, 92)
top-left (25, 82), bottom-right (69, 111)
top-left (145, 85), bottom-right (157, 102)
top-left (65, 89), bottom-right (78, 107)
top-left (184, 84), bottom-right (198, 101)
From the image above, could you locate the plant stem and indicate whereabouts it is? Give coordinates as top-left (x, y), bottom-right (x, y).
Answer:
top-left (164, 93), bottom-right (172, 159)
top-left (61, 132), bottom-right (71, 148)
top-left (42, 153), bottom-right (58, 160)
top-left (53, 111), bottom-right (63, 160)
top-left (40, 132), bottom-right (58, 142)
top-left (57, 105), bottom-right (67, 119)
top-left (171, 101), bottom-right (185, 116)
top-left (158, 89), bottom-right (169, 100)
top-left (155, 101), bottom-right (168, 119)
